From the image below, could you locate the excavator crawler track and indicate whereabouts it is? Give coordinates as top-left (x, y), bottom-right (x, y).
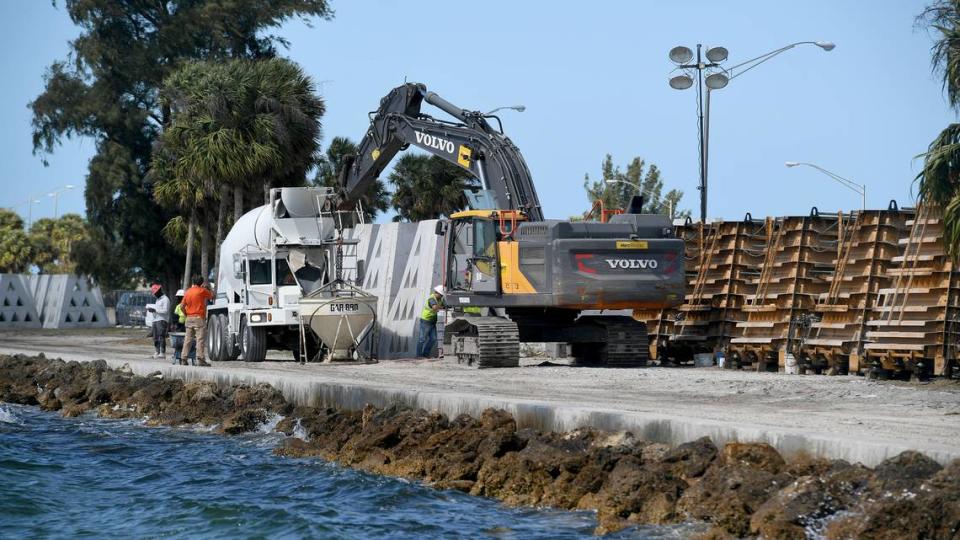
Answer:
top-left (446, 316), bottom-right (520, 368)
top-left (573, 316), bottom-right (650, 368)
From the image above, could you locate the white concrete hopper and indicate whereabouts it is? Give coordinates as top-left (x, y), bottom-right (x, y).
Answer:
top-left (299, 284), bottom-right (377, 362)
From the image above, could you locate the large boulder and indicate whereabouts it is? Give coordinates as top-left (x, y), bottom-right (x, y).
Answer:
top-left (749, 476), bottom-right (829, 539)
top-left (677, 443), bottom-right (792, 536)
top-left (659, 436), bottom-right (718, 481)
top-left (867, 450), bottom-right (942, 495)
top-left (589, 456), bottom-right (687, 534)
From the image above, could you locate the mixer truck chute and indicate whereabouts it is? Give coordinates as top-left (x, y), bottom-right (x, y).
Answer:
top-left (207, 187), bottom-right (376, 363)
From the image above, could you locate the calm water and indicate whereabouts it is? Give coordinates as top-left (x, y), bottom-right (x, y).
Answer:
top-left (0, 404), bottom-right (698, 539)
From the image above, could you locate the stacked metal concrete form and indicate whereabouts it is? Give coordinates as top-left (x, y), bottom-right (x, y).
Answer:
top-left (637, 216), bottom-right (771, 363)
top-left (801, 204), bottom-right (913, 374)
top-left (644, 204), bottom-right (958, 377)
top-left (728, 210), bottom-right (843, 371)
top-left (862, 205), bottom-right (959, 377)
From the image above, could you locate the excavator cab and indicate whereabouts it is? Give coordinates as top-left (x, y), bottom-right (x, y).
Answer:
top-left (446, 209), bottom-right (526, 296)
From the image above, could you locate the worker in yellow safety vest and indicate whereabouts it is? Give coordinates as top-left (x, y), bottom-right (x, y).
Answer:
top-left (416, 285), bottom-right (445, 358)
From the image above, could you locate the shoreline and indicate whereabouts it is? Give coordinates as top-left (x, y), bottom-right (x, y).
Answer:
top-left (2, 354), bottom-right (957, 538)
top-left (2, 329), bottom-right (958, 468)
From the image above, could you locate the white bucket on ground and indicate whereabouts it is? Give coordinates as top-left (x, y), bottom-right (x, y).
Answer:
top-left (694, 353), bottom-right (714, 367)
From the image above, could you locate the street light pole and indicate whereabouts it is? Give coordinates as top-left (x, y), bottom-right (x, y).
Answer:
top-left (26, 195), bottom-right (40, 229)
top-left (785, 162), bottom-right (866, 210)
top-left (669, 40), bottom-right (834, 223)
top-left (48, 185), bottom-right (75, 219)
top-left (669, 44), bottom-right (726, 223)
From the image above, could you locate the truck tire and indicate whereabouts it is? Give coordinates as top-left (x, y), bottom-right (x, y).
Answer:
top-left (241, 317), bottom-right (267, 362)
top-left (207, 315), bottom-right (222, 362)
top-left (217, 313), bottom-right (239, 361)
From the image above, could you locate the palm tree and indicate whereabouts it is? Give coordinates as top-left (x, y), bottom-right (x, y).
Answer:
top-left (917, 1), bottom-right (960, 255)
top-left (389, 154), bottom-right (479, 221)
top-left (314, 136), bottom-right (390, 221)
top-left (152, 58), bottom-right (325, 283)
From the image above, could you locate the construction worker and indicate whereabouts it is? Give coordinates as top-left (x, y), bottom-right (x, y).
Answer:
top-left (416, 285), bottom-right (445, 358)
top-left (181, 275), bottom-right (214, 366)
top-left (146, 284), bottom-right (170, 360)
top-left (170, 289), bottom-right (196, 365)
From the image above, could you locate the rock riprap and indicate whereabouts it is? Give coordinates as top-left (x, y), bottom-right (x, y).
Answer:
top-left (1, 354), bottom-right (957, 537)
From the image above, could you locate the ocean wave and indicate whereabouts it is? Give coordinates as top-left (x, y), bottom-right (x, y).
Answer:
top-left (0, 405), bottom-right (20, 424)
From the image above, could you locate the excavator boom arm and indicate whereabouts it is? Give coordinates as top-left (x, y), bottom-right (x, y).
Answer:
top-left (338, 83), bottom-right (543, 221)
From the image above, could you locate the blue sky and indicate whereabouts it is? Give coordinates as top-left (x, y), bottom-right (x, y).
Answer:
top-left (0, 0), bottom-right (952, 223)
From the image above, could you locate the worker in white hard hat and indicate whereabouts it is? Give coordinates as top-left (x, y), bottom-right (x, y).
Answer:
top-left (170, 288), bottom-right (196, 366)
top-left (416, 285), bottom-right (445, 358)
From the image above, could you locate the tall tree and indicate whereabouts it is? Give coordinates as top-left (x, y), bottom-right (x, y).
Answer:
top-left (583, 154), bottom-right (689, 219)
top-left (313, 136), bottom-right (390, 221)
top-left (30, 1), bottom-right (333, 286)
top-left (389, 154), bottom-right (479, 222)
top-left (151, 58), bottom-right (325, 285)
top-left (917, 1), bottom-right (960, 255)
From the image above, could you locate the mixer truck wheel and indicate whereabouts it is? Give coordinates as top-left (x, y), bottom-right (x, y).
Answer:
top-left (217, 314), bottom-right (239, 360)
top-left (240, 317), bottom-right (267, 362)
top-left (207, 315), bottom-right (222, 362)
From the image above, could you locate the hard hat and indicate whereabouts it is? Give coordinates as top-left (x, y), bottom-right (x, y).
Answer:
top-left (175, 289), bottom-right (185, 297)
top-left (150, 284), bottom-right (161, 295)
top-left (433, 285), bottom-right (445, 295)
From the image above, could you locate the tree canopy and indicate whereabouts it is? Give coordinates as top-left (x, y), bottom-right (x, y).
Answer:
top-left (389, 154), bottom-right (479, 222)
top-left (582, 154), bottom-right (689, 219)
top-left (917, 0), bottom-right (960, 257)
top-left (313, 136), bottom-right (390, 221)
top-left (0, 210), bottom-right (93, 275)
top-left (30, 0), bottom-right (333, 286)
top-left (0, 210), bottom-right (33, 274)
top-left (917, 1), bottom-right (960, 256)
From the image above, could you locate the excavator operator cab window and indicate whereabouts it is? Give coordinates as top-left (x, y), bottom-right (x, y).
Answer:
top-left (472, 219), bottom-right (497, 258)
top-left (468, 218), bottom-right (499, 294)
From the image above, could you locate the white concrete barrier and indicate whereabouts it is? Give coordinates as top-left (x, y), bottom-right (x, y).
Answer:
top-left (0, 274), bottom-right (41, 328)
top-left (27, 274), bottom-right (109, 329)
top-left (343, 221), bottom-right (442, 359)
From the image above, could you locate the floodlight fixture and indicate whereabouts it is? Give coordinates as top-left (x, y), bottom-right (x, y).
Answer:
top-left (706, 46), bottom-right (728, 63)
top-left (669, 74), bottom-right (694, 90)
top-left (705, 72), bottom-right (729, 90)
top-left (669, 46), bottom-right (693, 64)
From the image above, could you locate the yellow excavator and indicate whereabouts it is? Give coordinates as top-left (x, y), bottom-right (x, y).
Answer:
top-left (337, 83), bottom-right (685, 367)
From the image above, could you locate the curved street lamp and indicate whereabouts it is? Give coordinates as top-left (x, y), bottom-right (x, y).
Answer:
top-left (485, 105), bottom-right (526, 115)
top-left (48, 184), bottom-right (75, 219)
top-left (785, 162), bottom-right (865, 210)
top-left (669, 40), bottom-right (835, 222)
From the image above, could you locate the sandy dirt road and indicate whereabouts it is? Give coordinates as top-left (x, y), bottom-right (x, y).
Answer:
top-left (2, 328), bottom-right (959, 465)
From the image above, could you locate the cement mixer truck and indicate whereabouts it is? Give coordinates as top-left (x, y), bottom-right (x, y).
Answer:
top-left (205, 187), bottom-right (376, 363)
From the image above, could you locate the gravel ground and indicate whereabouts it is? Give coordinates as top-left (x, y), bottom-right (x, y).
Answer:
top-left (2, 328), bottom-right (959, 463)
